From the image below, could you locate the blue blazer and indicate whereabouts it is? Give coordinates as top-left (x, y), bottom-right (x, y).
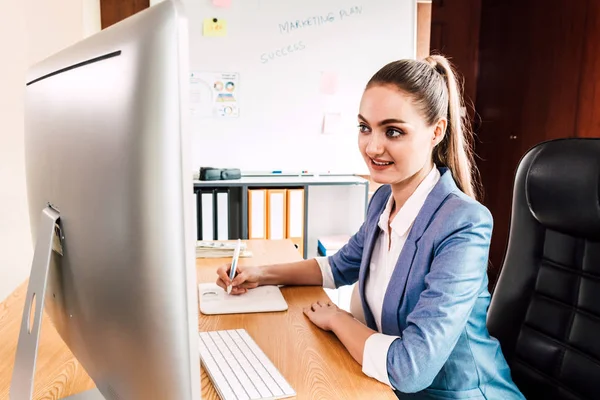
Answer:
top-left (328, 167), bottom-right (525, 399)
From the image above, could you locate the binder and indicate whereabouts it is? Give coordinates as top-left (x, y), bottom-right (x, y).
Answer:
top-left (266, 189), bottom-right (287, 240)
top-left (195, 189), bottom-right (202, 240)
top-left (200, 191), bottom-right (215, 240)
top-left (216, 191), bottom-right (229, 240)
top-left (285, 188), bottom-right (305, 255)
top-left (196, 188), bottom-right (243, 241)
top-left (226, 187), bottom-right (243, 240)
top-left (248, 189), bottom-right (267, 239)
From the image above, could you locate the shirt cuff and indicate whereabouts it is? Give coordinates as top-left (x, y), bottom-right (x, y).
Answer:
top-left (362, 333), bottom-right (400, 388)
top-left (314, 256), bottom-right (336, 289)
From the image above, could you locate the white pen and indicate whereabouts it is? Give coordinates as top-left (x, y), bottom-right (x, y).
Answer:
top-left (226, 239), bottom-right (242, 294)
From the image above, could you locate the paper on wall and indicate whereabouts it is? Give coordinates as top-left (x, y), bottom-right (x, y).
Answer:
top-left (190, 71), bottom-right (240, 118)
top-left (322, 112), bottom-right (342, 134)
top-left (319, 71), bottom-right (339, 95)
top-left (212, 0), bottom-right (232, 8)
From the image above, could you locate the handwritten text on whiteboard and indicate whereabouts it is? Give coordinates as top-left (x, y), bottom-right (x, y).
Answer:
top-left (278, 6), bottom-right (363, 35)
top-left (260, 41), bottom-right (307, 64)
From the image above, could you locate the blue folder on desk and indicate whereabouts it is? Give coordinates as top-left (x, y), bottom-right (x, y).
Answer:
top-left (317, 235), bottom-right (351, 256)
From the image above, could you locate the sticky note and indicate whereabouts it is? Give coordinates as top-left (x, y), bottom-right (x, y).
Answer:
top-left (320, 71), bottom-right (338, 95)
top-left (212, 0), bottom-right (232, 7)
top-left (203, 18), bottom-right (227, 37)
top-left (322, 113), bottom-right (342, 134)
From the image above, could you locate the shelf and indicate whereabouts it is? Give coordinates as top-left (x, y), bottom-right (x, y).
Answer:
top-left (193, 175), bottom-right (368, 187)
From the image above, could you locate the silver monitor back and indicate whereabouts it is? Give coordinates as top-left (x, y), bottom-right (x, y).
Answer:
top-left (21, 1), bottom-right (200, 398)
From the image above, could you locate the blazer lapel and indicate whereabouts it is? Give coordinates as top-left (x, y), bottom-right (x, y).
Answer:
top-left (380, 168), bottom-right (457, 335)
top-left (358, 191), bottom-right (389, 331)
top-left (380, 238), bottom-right (419, 336)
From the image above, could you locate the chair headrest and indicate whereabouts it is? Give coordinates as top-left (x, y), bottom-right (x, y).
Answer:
top-left (526, 139), bottom-right (600, 239)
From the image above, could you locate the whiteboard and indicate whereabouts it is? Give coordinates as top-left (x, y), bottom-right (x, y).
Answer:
top-left (183, 0), bottom-right (416, 174)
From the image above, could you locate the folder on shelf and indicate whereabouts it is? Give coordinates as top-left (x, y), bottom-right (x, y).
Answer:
top-left (285, 188), bottom-right (304, 255)
top-left (266, 189), bottom-right (287, 240)
top-left (197, 188), bottom-right (243, 241)
top-left (200, 191), bottom-right (215, 240)
top-left (226, 187), bottom-right (243, 240)
top-left (248, 189), bottom-right (267, 239)
top-left (216, 191), bottom-right (229, 240)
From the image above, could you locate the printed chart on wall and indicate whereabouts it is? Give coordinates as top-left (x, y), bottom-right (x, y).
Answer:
top-left (190, 71), bottom-right (240, 118)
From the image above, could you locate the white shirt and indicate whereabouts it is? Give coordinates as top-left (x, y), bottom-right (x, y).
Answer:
top-left (316, 166), bottom-right (440, 387)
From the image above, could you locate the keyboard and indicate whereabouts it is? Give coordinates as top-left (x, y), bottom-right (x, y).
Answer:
top-left (199, 329), bottom-right (296, 400)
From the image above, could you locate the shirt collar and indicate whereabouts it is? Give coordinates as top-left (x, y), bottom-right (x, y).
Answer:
top-left (377, 166), bottom-right (441, 237)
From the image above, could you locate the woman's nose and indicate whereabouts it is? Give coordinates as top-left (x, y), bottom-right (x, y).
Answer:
top-left (365, 134), bottom-right (384, 156)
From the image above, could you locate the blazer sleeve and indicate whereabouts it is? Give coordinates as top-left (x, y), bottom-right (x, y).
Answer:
top-left (386, 200), bottom-right (493, 393)
top-left (327, 221), bottom-right (366, 287)
top-left (326, 185), bottom-right (386, 287)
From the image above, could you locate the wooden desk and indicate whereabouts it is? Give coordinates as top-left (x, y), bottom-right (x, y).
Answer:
top-left (0, 239), bottom-right (396, 399)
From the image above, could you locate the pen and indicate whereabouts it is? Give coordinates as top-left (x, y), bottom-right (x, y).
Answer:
top-left (226, 239), bottom-right (242, 294)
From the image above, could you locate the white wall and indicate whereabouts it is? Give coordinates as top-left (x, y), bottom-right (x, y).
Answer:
top-left (0, 0), bottom-right (99, 302)
top-left (25, 0), bottom-right (84, 64)
top-left (83, 0), bottom-right (101, 38)
top-left (0, 0), bottom-right (29, 303)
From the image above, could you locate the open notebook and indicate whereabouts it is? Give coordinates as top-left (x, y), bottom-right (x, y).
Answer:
top-left (199, 283), bottom-right (288, 315)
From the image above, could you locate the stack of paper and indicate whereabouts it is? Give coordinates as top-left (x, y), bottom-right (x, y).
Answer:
top-left (196, 241), bottom-right (253, 258)
top-left (317, 235), bottom-right (351, 256)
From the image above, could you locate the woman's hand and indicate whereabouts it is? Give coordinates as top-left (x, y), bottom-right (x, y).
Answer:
top-left (216, 264), bottom-right (263, 295)
top-left (303, 300), bottom-right (352, 331)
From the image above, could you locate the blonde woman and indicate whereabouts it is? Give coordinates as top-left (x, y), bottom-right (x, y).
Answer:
top-left (217, 55), bottom-right (524, 399)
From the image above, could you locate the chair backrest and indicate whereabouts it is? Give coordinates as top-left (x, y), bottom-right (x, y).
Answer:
top-left (487, 138), bottom-right (600, 400)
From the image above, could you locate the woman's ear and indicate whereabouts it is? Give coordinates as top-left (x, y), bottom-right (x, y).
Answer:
top-left (433, 119), bottom-right (447, 146)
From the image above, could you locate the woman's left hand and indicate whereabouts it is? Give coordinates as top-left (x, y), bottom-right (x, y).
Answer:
top-left (303, 300), bottom-right (351, 331)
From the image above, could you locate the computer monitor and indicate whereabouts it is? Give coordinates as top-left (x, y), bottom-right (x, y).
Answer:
top-left (11, 1), bottom-right (201, 399)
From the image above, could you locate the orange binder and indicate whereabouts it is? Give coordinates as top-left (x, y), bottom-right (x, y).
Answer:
top-left (248, 189), bottom-right (267, 239)
top-left (266, 189), bottom-right (287, 240)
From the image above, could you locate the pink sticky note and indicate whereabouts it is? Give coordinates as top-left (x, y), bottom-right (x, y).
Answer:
top-left (320, 71), bottom-right (338, 95)
top-left (213, 0), bottom-right (232, 8)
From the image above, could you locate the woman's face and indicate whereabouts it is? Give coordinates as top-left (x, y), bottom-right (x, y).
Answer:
top-left (358, 84), bottom-right (445, 185)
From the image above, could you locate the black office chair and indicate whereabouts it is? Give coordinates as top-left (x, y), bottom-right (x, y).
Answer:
top-left (487, 138), bottom-right (600, 400)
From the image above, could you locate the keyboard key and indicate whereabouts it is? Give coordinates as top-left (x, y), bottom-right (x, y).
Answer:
top-left (237, 330), bottom-right (291, 396)
top-left (199, 329), bottom-right (295, 399)
top-left (199, 352), bottom-right (237, 399)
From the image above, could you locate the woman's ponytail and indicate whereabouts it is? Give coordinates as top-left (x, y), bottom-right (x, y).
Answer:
top-left (424, 55), bottom-right (481, 200)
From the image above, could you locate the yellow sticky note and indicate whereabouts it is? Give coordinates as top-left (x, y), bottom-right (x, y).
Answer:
top-left (203, 18), bottom-right (227, 37)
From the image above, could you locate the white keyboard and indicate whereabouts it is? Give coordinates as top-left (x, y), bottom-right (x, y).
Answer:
top-left (199, 329), bottom-right (296, 400)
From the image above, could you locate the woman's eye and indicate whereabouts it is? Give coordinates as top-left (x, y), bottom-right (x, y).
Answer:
top-left (386, 128), bottom-right (404, 138)
top-left (358, 124), bottom-right (371, 133)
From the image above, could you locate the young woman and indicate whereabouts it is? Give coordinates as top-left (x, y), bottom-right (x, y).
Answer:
top-left (216, 55), bottom-right (525, 399)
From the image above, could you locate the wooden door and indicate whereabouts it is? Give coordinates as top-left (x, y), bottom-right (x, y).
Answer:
top-left (432, 0), bottom-right (600, 286)
top-left (430, 0), bottom-right (482, 114)
top-left (475, 0), bottom-right (591, 284)
top-left (100, 0), bottom-right (149, 29)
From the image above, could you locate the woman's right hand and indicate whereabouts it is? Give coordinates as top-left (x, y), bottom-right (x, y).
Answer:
top-left (216, 263), bottom-right (263, 295)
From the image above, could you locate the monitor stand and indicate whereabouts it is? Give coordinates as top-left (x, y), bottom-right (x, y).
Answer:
top-left (10, 206), bottom-right (106, 400)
